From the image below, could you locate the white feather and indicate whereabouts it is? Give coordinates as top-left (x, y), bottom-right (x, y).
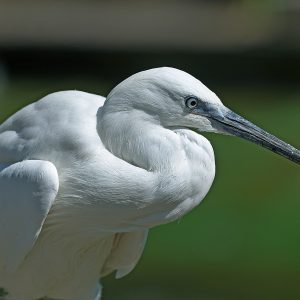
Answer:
top-left (0, 68), bottom-right (217, 300)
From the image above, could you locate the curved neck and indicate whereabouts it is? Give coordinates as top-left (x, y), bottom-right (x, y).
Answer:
top-left (96, 105), bottom-right (215, 228)
top-left (97, 109), bottom-right (183, 172)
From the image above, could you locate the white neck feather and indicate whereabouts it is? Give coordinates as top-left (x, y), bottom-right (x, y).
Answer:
top-left (96, 106), bottom-right (216, 228)
top-left (98, 110), bottom-right (183, 172)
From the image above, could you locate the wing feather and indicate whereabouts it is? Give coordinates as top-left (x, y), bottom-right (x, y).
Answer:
top-left (102, 230), bottom-right (148, 279)
top-left (0, 160), bottom-right (59, 272)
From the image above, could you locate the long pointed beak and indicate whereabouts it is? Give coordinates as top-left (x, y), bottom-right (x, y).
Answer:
top-left (194, 104), bottom-right (300, 165)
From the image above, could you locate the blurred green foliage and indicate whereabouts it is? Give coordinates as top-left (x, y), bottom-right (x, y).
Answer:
top-left (0, 79), bottom-right (299, 300)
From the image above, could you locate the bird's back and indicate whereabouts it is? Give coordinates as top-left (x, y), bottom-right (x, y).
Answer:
top-left (0, 90), bottom-right (106, 165)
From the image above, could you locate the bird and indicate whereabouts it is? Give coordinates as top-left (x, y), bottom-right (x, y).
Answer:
top-left (0, 67), bottom-right (299, 300)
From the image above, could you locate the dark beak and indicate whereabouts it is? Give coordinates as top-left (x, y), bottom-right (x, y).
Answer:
top-left (193, 103), bottom-right (300, 165)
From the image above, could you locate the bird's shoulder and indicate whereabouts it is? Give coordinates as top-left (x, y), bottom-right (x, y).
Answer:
top-left (1, 90), bottom-right (105, 131)
top-left (0, 90), bottom-right (106, 162)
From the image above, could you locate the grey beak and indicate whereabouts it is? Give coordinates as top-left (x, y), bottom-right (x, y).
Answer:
top-left (193, 103), bottom-right (300, 165)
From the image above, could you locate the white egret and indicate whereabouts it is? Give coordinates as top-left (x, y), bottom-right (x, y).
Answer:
top-left (0, 67), bottom-right (299, 300)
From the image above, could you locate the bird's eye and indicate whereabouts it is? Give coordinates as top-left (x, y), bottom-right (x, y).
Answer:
top-left (185, 97), bottom-right (198, 109)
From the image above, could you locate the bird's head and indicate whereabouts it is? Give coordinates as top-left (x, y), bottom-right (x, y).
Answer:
top-left (104, 67), bottom-right (300, 164)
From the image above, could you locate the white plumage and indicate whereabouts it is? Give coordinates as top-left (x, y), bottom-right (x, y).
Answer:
top-left (0, 67), bottom-right (298, 300)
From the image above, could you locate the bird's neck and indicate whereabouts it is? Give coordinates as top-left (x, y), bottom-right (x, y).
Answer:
top-left (98, 110), bottom-right (182, 172)
top-left (96, 109), bottom-right (215, 228)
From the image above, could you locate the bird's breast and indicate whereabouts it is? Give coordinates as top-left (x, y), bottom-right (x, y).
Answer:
top-left (130, 129), bottom-right (216, 227)
top-left (169, 131), bottom-right (215, 221)
top-left (44, 128), bottom-right (216, 232)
